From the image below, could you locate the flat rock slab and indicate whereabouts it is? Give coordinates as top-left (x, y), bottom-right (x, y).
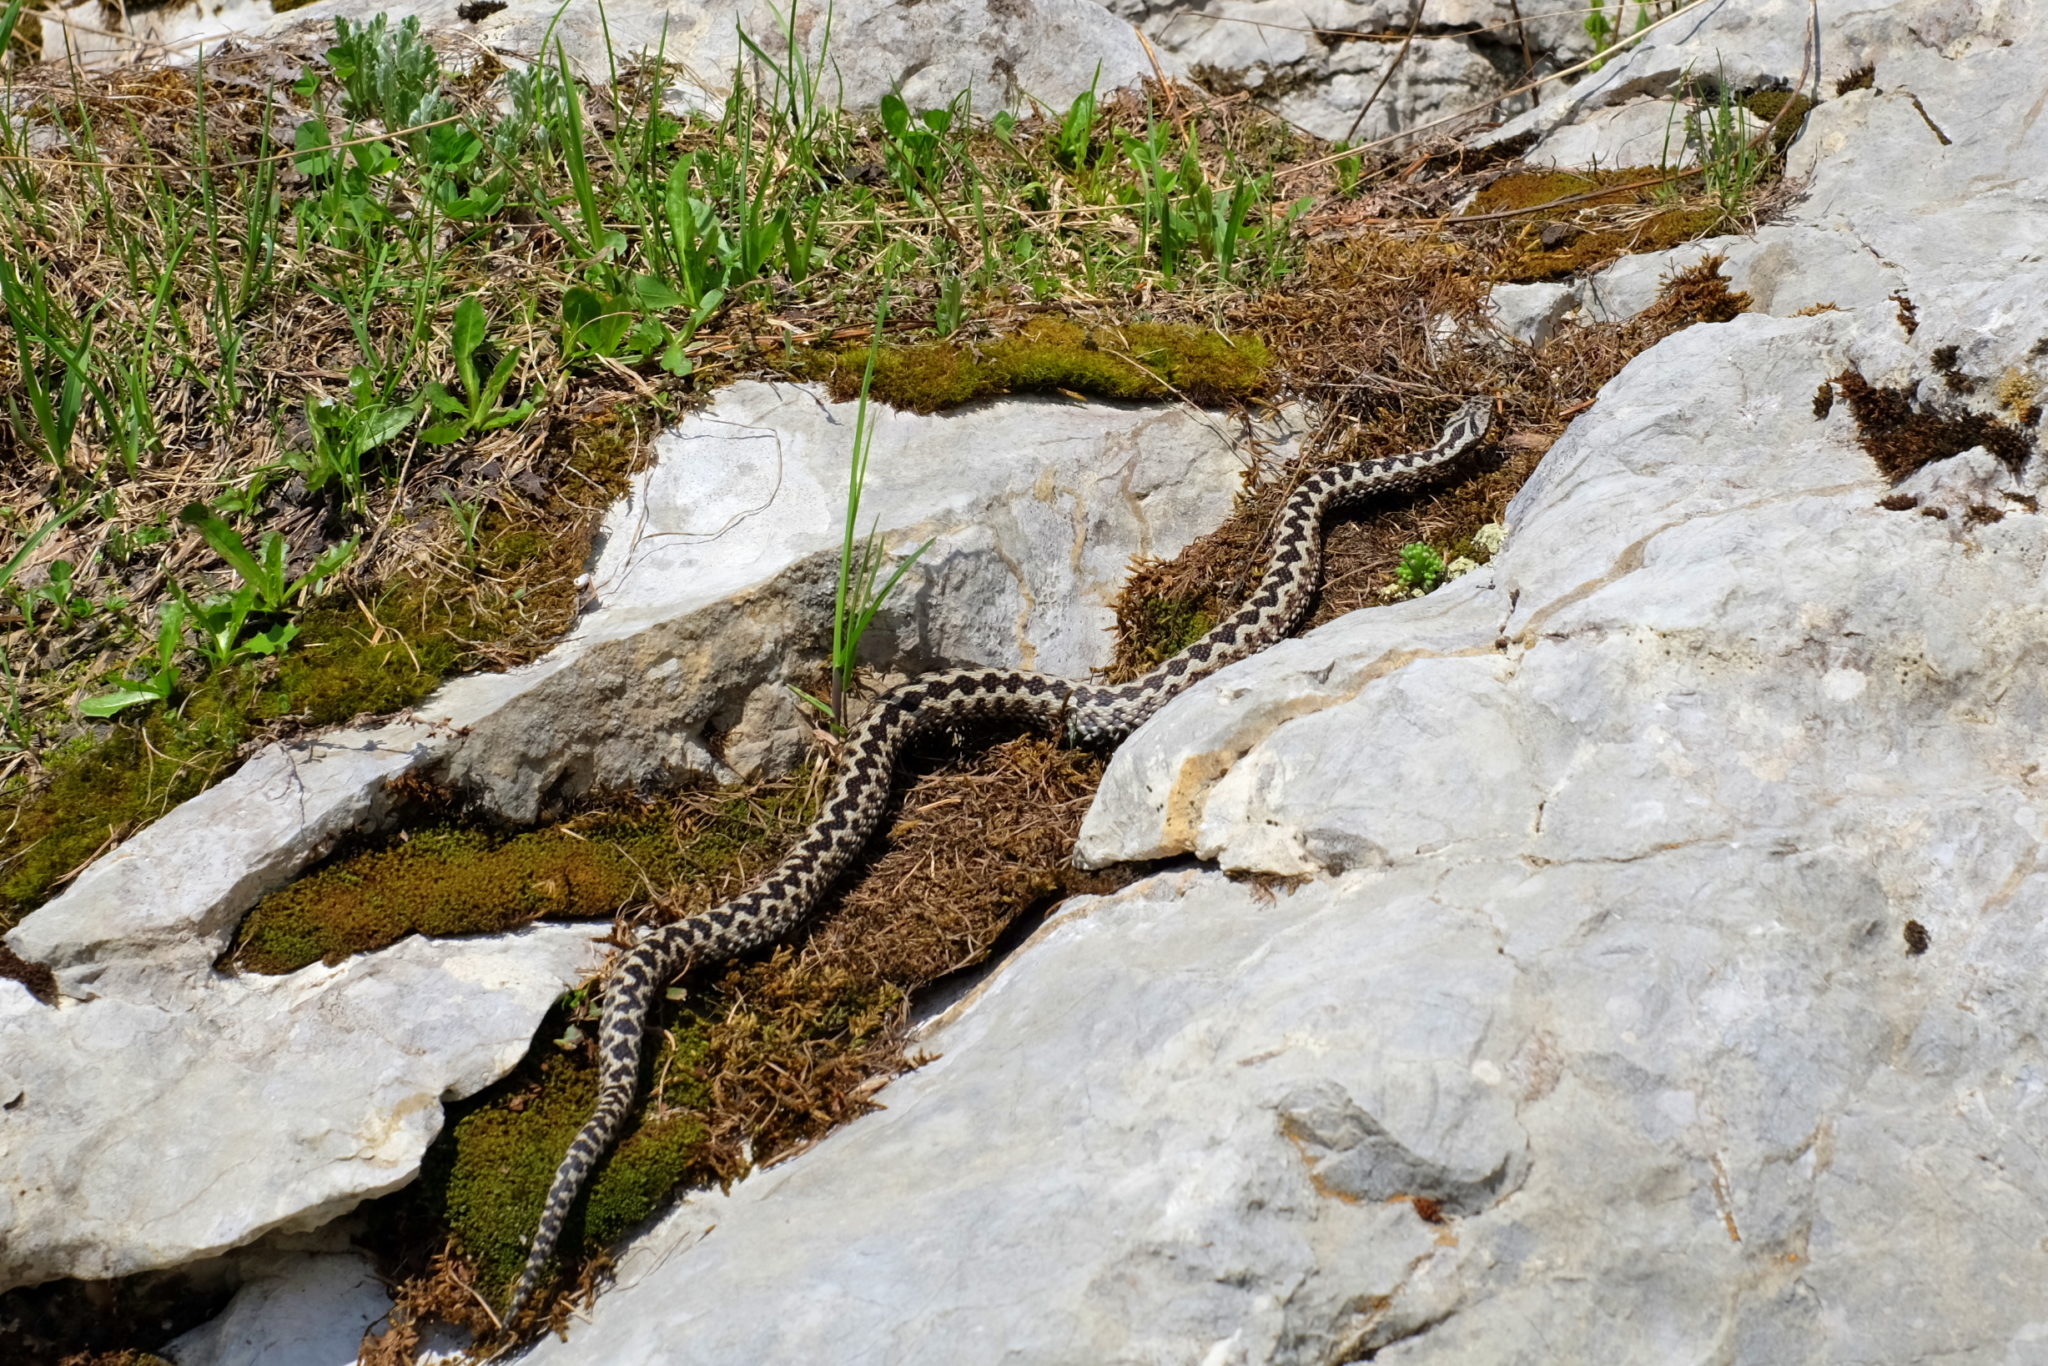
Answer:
top-left (0, 385), bottom-right (1254, 1292)
top-left (521, 865), bottom-right (1522, 1364)
top-left (0, 926), bottom-right (602, 1289)
top-left (440, 382), bottom-right (1278, 817)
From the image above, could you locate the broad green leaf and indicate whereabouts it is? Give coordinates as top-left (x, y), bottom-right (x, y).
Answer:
top-left (79, 688), bottom-right (164, 718)
top-left (291, 119), bottom-right (334, 176)
top-left (178, 503), bottom-right (267, 598)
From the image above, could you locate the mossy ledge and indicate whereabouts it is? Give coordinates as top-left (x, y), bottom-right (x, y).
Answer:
top-left (798, 316), bottom-right (1272, 414)
top-left (232, 779), bottom-right (820, 975)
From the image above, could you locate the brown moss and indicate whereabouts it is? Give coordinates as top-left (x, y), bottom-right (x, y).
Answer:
top-left (1636, 255), bottom-right (1751, 326)
top-left (1891, 291), bottom-right (1919, 336)
top-left (1464, 167), bottom-right (1738, 283)
top-left (1501, 206), bottom-right (1729, 282)
top-left (805, 317), bottom-right (1272, 413)
top-left (1468, 169), bottom-right (1650, 216)
top-left (1829, 369), bottom-right (2035, 482)
top-left (1742, 90), bottom-right (1814, 151)
top-left (1835, 65), bottom-right (1876, 96)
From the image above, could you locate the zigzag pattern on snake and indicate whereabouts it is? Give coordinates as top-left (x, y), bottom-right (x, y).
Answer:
top-left (505, 395), bottom-right (1496, 1321)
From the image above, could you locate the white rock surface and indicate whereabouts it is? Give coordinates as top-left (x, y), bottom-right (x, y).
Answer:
top-left (163, 1251), bottom-right (392, 1366)
top-left (439, 383), bottom-right (1279, 817)
top-left (0, 927), bottom-right (603, 1291)
top-left (1484, 280), bottom-right (1575, 346)
top-left (0, 385), bottom-right (1255, 1293)
top-left (41, 0), bottom-right (1149, 114)
top-left (1105, 0), bottom-right (1592, 144)
top-left (511, 7), bottom-right (2048, 1363)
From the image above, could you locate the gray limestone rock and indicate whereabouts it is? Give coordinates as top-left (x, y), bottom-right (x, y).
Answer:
top-left (42, 0), bottom-right (1148, 114)
top-left (0, 927), bottom-right (603, 1290)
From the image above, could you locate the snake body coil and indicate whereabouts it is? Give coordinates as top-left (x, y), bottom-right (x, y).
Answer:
top-left (506, 397), bottom-right (1496, 1320)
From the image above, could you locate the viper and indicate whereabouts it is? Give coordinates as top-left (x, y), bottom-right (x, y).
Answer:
top-left (506, 394), bottom-right (1498, 1321)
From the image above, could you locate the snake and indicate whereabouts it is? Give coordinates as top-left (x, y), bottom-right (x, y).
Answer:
top-left (504, 394), bottom-right (1497, 1322)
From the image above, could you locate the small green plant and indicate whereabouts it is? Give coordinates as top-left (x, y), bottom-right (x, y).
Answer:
top-left (1051, 77), bottom-right (1101, 172)
top-left (178, 503), bottom-right (358, 613)
top-left (1394, 542), bottom-right (1447, 595)
top-left (79, 602), bottom-right (186, 718)
top-left (283, 367), bottom-right (420, 515)
top-left (1332, 142), bottom-right (1365, 197)
top-left (420, 296), bottom-right (541, 443)
top-left (1687, 71), bottom-right (1771, 211)
top-left (796, 304), bottom-right (934, 727)
top-left (877, 92), bottom-right (957, 208)
top-left (173, 581), bottom-right (292, 667)
top-left (560, 274), bottom-right (720, 376)
top-left (288, 118), bottom-right (403, 249)
top-left (934, 274), bottom-right (967, 337)
top-left (327, 14), bottom-right (454, 151)
top-left (0, 257), bottom-right (114, 474)
top-left (14, 558), bottom-right (117, 629)
top-left (439, 487), bottom-right (485, 568)
top-left (1585, 0), bottom-right (1668, 71)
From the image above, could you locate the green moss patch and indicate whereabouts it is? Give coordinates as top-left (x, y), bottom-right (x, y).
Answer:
top-left (1113, 594), bottom-right (1215, 678)
top-left (805, 317), bottom-right (1272, 413)
top-left (0, 674), bottom-right (274, 929)
top-left (234, 784), bottom-right (818, 975)
top-left (427, 1040), bottom-right (713, 1291)
top-left (1743, 90), bottom-right (1815, 151)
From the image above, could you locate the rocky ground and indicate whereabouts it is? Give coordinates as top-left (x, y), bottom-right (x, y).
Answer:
top-left (3, 0), bottom-right (2043, 1363)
